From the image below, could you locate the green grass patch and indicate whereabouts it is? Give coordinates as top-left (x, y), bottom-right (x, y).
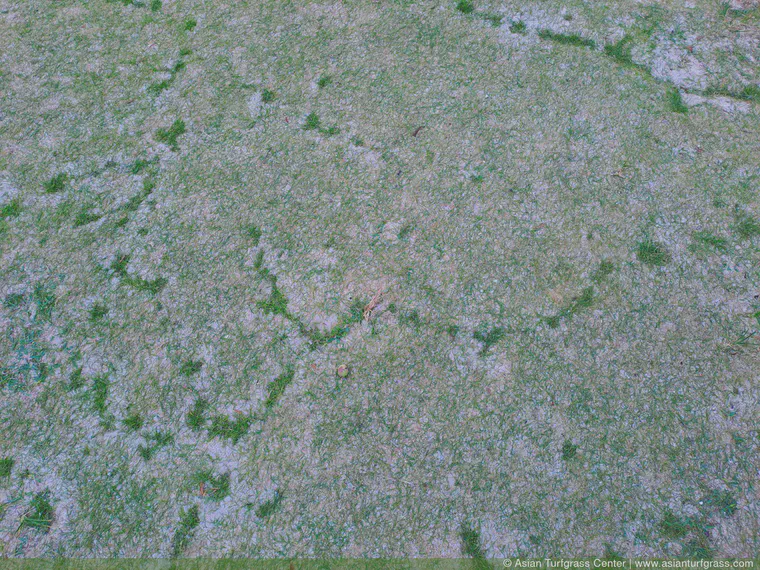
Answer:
top-left (573, 286), bottom-right (594, 309)
top-left (32, 283), bottom-right (56, 321)
top-left (22, 492), bottom-right (54, 532)
top-left (187, 398), bottom-right (208, 431)
top-left (707, 490), bottom-right (737, 517)
top-left (147, 79), bottom-right (171, 96)
top-left (137, 430), bottom-right (174, 461)
top-left (68, 367), bottom-right (85, 391)
top-left (183, 18), bottom-right (197, 31)
top-left (264, 368), bottom-right (295, 409)
top-left (179, 359), bottom-right (203, 376)
top-left (509, 20), bottom-right (527, 34)
top-left (0, 367), bottom-right (18, 389)
top-left (253, 249), bottom-right (265, 270)
top-left (261, 89), bottom-right (276, 103)
top-left (171, 505), bottom-right (200, 557)
top-left (480, 13), bottom-right (502, 27)
top-left (459, 523), bottom-right (488, 567)
top-left (561, 440), bottom-right (578, 460)
top-left (91, 375), bottom-right (109, 417)
top-left (43, 173), bottom-right (67, 194)
top-left (89, 303), bottom-right (108, 322)
top-left (155, 119), bottom-right (186, 151)
top-left (317, 75), bottom-right (332, 89)
top-left (603, 36), bottom-right (641, 68)
top-left (735, 84), bottom-right (760, 103)
top-left (73, 208), bottom-right (102, 228)
top-left (667, 88), bottom-right (689, 113)
top-left (683, 538), bottom-right (714, 560)
top-left (704, 84), bottom-right (760, 104)
top-left (693, 231), bottom-right (727, 251)
top-left (194, 471), bottom-right (230, 501)
top-left (0, 458), bottom-right (14, 477)
top-left (473, 326), bottom-right (505, 356)
top-left (257, 281), bottom-right (289, 317)
top-left (130, 158), bottom-right (156, 174)
top-left (399, 309), bottom-right (422, 328)
top-left (303, 113), bottom-right (321, 131)
top-left (637, 239), bottom-right (671, 266)
top-left (150, 0), bottom-right (161, 12)
top-left (123, 413), bottom-right (144, 432)
top-left (255, 489), bottom-right (284, 518)
top-left (538, 29), bottom-right (596, 48)
top-left (245, 224), bottom-right (262, 245)
top-left (545, 287), bottom-right (594, 329)
top-left (111, 253), bottom-right (131, 277)
top-left (124, 275), bottom-right (168, 295)
top-left (659, 510), bottom-right (690, 539)
top-left (304, 299), bottom-right (364, 347)
top-left (734, 212), bottom-right (760, 239)
top-left (1, 198), bottom-right (21, 219)
top-left (689, 231), bottom-right (728, 257)
top-left (207, 414), bottom-right (251, 444)
top-left (593, 260), bottom-right (615, 282)
top-left (3, 292), bottom-right (25, 309)
top-left (123, 180), bottom-right (154, 212)
top-left (455, 0), bottom-right (474, 15)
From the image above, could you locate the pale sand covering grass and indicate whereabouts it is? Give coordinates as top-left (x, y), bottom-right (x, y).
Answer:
top-left (0, 0), bottom-right (759, 559)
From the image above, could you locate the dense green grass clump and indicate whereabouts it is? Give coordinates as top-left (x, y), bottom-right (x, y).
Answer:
top-left (171, 505), bottom-right (200, 557)
top-left (255, 489), bottom-right (284, 518)
top-left (22, 492), bottom-right (55, 532)
top-left (637, 240), bottom-right (671, 266)
top-left (538, 29), bottom-right (596, 48)
top-left (155, 120), bottom-right (186, 151)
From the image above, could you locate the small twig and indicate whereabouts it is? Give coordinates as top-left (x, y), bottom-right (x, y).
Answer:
top-left (412, 126), bottom-right (425, 137)
top-left (363, 291), bottom-right (383, 321)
